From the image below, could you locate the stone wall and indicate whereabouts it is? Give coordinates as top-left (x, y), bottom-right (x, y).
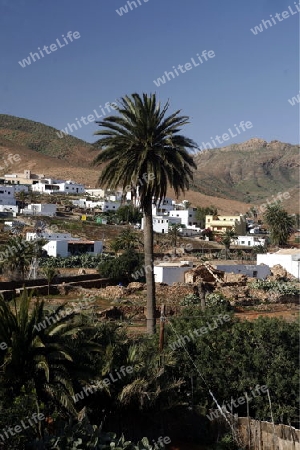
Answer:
top-left (237, 417), bottom-right (300, 450)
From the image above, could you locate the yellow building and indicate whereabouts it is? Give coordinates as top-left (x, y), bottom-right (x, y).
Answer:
top-left (205, 214), bottom-right (246, 235)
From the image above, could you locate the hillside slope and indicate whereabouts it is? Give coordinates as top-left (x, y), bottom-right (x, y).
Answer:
top-left (0, 115), bottom-right (298, 213)
top-left (194, 138), bottom-right (299, 204)
top-left (0, 114), bottom-right (94, 166)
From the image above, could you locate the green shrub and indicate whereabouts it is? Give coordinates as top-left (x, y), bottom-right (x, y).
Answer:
top-left (206, 293), bottom-right (231, 310)
top-left (249, 280), bottom-right (299, 296)
top-left (180, 293), bottom-right (200, 306)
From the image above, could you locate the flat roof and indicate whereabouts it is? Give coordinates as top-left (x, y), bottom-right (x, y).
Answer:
top-left (154, 262), bottom-right (193, 267)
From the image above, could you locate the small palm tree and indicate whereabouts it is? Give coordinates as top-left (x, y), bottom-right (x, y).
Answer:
top-left (41, 267), bottom-right (58, 295)
top-left (264, 204), bottom-right (295, 246)
top-left (0, 290), bottom-right (101, 419)
top-left (168, 223), bottom-right (184, 255)
top-left (220, 229), bottom-right (237, 259)
top-left (110, 227), bottom-right (142, 253)
top-left (93, 93), bottom-right (197, 334)
top-left (0, 236), bottom-right (35, 280)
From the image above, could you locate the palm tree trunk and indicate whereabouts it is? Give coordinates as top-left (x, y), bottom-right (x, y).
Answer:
top-left (144, 203), bottom-right (156, 334)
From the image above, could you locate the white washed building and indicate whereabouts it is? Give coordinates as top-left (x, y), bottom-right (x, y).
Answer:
top-left (32, 179), bottom-right (84, 195)
top-left (21, 204), bottom-right (57, 217)
top-left (154, 261), bottom-right (193, 284)
top-left (169, 208), bottom-right (201, 228)
top-left (0, 185), bottom-right (17, 206)
top-left (43, 240), bottom-right (103, 258)
top-left (142, 215), bottom-right (181, 234)
top-left (257, 249), bottom-right (300, 279)
top-left (233, 236), bottom-right (266, 247)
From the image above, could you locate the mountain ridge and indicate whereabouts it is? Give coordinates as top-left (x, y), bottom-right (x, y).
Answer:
top-left (0, 114), bottom-right (298, 213)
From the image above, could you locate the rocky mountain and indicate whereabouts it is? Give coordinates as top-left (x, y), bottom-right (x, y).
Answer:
top-left (193, 138), bottom-right (299, 205)
top-left (0, 115), bottom-right (298, 212)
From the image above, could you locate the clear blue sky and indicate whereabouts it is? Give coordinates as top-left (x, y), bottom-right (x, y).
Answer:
top-left (0, 0), bottom-right (299, 145)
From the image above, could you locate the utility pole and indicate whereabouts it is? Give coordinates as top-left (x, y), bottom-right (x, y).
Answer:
top-left (159, 304), bottom-right (166, 353)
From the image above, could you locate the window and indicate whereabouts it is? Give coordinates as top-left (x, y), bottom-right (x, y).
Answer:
top-left (189, 214), bottom-right (192, 217)
top-left (207, 219), bottom-right (210, 222)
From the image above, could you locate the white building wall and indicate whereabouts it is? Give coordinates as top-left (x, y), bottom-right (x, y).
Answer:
top-left (99, 200), bottom-right (121, 211)
top-left (93, 241), bottom-right (103, 254)
top-left (152, 197), bottom-right (174, 215)
top-left (0, 205), bottom-right (18, 212)
top-left (32, 181), bottom-right (84, 195)
top-left (142, 215), bottom-right (181, 233)
top-left (234, 236), bottom-right (266, 247)
top-left (257, 253), bottom-right (300, 279)
top-left (22, 204), bottom-right (56, 216)
top-left (169, 208), bottom-right (200, 228)
top-left (0, 185), bottom-right (16, 205)
top-left (154, 265), bottom-right (192, 284)
top-left (43, 241), bottom-right (68, 257)
top-left (85, 188), bottom-right (105, 197)
top-left (42, 240), bottom-right (103, 257)
top-left (215, 264), bottom-right (271, 279)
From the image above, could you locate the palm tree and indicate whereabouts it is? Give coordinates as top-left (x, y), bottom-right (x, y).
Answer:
top-left (264, 204), bottom-right (295, 246)
top-left (168, 223), bottom-right (184, 255)
top-left (41, 267), bottom-right (58, 295)
top-left (0, 290), bottom-right (100, 420)
top-left (110, 227), bottom-right (142, 253)
top-left (93, 93), bottom-right (197, 334)
top-left (220, 229), bottom-right (237, 259)
top-left (0, 236), bottom-right (35, 280)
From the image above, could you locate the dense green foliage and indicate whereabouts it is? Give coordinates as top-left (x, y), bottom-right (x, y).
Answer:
top-left (0, 287), bottom-right (298, 448)
top-left (167, 306), bottom-right (299, 425)
top-left (249, 279), bottom-right (299, 295)
top-left (98, 249), bottom-right (143, 281)
top-left (263, 204), bottom-right (295, 246)
top-left (116, 205), bottom-right (143, 224)
top-left (39, 254), bottom-right (107, 268)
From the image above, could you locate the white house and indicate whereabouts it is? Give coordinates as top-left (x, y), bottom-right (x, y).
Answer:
top-left (213, 262), bottom-right (271, 279)
top-left (257, 249), bottom-right (300, 279)
top-left (0, 185), bottom-right (17, 206)
top-left (179, 227), bottom-right (202, 237)
top-left (96, 200), bottom-right (121, 211)
top-left (32, 179), bottom-right (84, 195)
top-left (152, 197), bottom-right (174, 216)
top-left (73, 199), bottom-right (121, 211)
top-left (43, 240), bottom-right (103, 258)
top-left (142, 215), bottom-right (181, 234)
top-left (154, 261), bottom-right (193, 284)
top-left (26, 231), bottom-right (102, 258)
top-left (169, 208), bottom-right (201, 228)
top-left (233, 236), bottom-right (266, 247)
top-left (85, 188), bottom-right (106, 198)
top-left (0, 205), bottom-right (18, 213)
top-left (21, 204), bottom-right (57, 217)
